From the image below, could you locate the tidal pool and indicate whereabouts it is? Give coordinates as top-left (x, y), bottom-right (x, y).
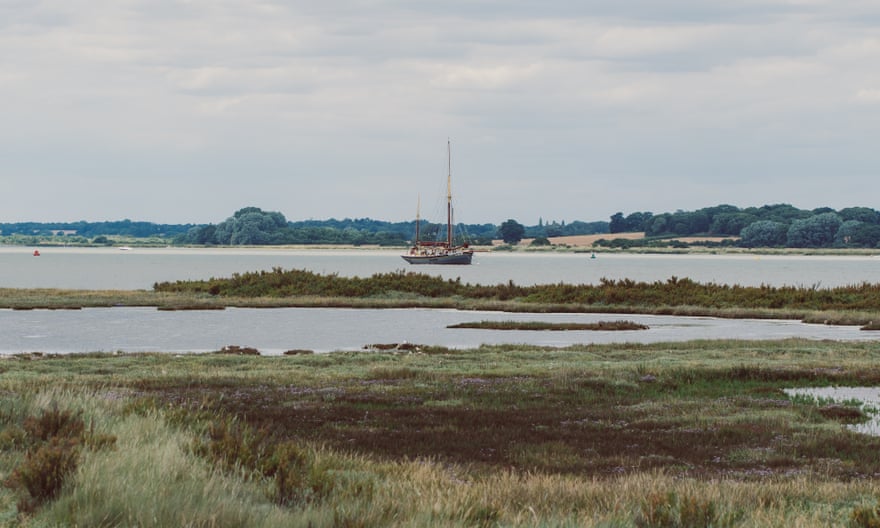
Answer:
top-left (784, 387), bottom-right (880, 436)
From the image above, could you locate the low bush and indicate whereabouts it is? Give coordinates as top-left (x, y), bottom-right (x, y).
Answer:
top-left (193, 417), bottom-right (328, 506)
top-left (6, 438), bottom-right (80, 513)
top-left (852, 498), bottom-right (880, 527)
top-left (636, 491), bottom-right (736, 528)
top-left (4, 406), bottom-right (87, 513)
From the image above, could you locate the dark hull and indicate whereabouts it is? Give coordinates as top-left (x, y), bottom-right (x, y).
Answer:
top-left (401, 252), bottom-right (473, 265)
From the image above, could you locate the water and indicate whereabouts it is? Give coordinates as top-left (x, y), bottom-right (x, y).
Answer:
top-left (784, 387), bottom-right (880, 436)
top-left (2, 246), bottom-right (880, 354)
top-left (2, 307), bottom-right (877, 355)
top-left (3, 246), bottom-right (880, 290)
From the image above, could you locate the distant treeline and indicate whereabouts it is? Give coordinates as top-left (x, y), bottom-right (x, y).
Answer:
top-left (609, 204), bottom-right (880, 249)
top-left (172, 207), bottom-right (502, 246)
top-left (173, 207), bottom-right (608, 246)
top-left (8, 203), bottom-right (880, 249)
top-left (0, 219), bottom-right (193, 238)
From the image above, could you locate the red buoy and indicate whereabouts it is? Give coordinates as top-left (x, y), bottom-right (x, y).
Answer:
top-left (33, 250), bottom-right (40, 257)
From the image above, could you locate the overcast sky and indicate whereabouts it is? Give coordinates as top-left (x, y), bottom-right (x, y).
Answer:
top-left (2, 1), bottom-right (879, 225)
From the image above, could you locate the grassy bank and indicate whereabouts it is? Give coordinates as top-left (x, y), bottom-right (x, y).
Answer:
top-left (153, 268), bottom-right (880, 312)
top-left (152, 268), bottom-right (880, 326)
top-left (4, 268), bottom-right (880, 327)
top-left (2, 340), bottom-right (880, 526)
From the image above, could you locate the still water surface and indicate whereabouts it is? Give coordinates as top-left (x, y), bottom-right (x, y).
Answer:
top-left (3, 246), bottom-right (880, 289)
top-left (2, 246), bottom-right (880, 354)
top-left (784, 387), bottom-right (880, 436)
top-left (2, 307), bottom-right (878, 355)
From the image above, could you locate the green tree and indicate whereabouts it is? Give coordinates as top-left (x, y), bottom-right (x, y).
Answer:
top-left (209, 207), bottom-right (289, 245)
top-left (624, 212), bottom-right (653, 232)
top-left (498, 219), bottom-right (525, 244)
top-left (786, 212), bottom-right (842, 248)
top-left (739, 220), bottom-right (788, 247)
top-left (609, 212), bottom-right (626, 233)
top-left (709, 213), bottom-right (757, 236)
top-left (834, 220), bottom-right (880, 248)
top-left (645, 214), bottom-right (669, 236)
top-left (839, 207), bottom-right (880, 224)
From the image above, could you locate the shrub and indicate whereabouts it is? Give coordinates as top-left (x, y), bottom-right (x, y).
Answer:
top-left (636, 491), bottom-right (733, 528)
top-left (0, 425), bottom-right (27, 449)
top-left (5, 438), bottom-right (80, 513)
top-left (530, 237), bottom-right (552, 246)
top-left (3, 405), bottom-right (116, 514)
top-left (194, 418), bottom-right (271, 471)
top-left (264, 441), bottom-right (310, 505)
top-left (22, 406), bottom-right (84, 443)
top-left (851, 499), bottom-right (880, 527)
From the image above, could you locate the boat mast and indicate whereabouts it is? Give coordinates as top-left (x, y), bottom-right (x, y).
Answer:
top-left (447, 139), bottom-right (452, 248)
top-left (415, 194), bottom-right (421, 245)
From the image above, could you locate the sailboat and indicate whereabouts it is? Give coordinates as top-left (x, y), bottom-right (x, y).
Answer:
top-left (401, 141), bottom-right (474, 265)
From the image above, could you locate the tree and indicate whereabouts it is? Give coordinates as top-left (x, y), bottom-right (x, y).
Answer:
top-left (753, 203), bottom-right (811, 223)
top-left (625, 212), bottom-right (653, 232)
top-left (644, 214), bottom-right (669, 237)
top-left (208, 207), bottom-right (290, 245)
top-left (834, 220), bottom-right (880, 248)
top-left (498, 219), bottom-right (525, 244)
top-left (609, 212), bottom-right (626, 233)
top-left (839, 207), bottom-right (880, 224)
top-left (709, 213), bottom-right (757, 236)
top-left (738, 220), bottom-right (788, 248)
top-left (786, 212), bottom-right (842, 248)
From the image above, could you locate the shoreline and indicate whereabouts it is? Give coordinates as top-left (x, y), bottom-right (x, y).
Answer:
top-left (6, 244), bottom-right (880, 258)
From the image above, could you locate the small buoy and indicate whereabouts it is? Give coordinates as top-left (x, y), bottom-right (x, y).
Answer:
top-left (33, 250), bottom-right (40, 257)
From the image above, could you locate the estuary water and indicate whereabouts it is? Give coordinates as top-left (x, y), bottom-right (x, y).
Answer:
top-left (2, 307), bottom-right (877, 355)
top-left (3, 246), bottom-right (880, 290)
top-left (2, 246), bottom-right (880, 354)
top-left (784, 387), bottom-right (880, 436)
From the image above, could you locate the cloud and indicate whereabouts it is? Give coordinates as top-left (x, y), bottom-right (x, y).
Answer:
top-left (2, 1), bottom-right (880, 224)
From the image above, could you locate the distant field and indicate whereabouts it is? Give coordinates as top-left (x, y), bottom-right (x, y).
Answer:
top-left (548, 233), bottom-right (643, 246)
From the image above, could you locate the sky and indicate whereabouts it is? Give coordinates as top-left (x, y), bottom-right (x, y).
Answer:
top-left (2, 1), bottom-right (879, 226)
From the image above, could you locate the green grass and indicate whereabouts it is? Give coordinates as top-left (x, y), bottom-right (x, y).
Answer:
top-left (3, 340), bottom-right (880, 526)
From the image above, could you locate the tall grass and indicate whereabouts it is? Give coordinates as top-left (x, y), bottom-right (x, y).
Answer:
top-left (44, 411), bottom-right (294, 527)
top-left (3, 344), bottom-right (880, 526)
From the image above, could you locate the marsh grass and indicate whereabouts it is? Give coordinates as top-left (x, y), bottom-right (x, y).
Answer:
top-left (2, 342), bottom-right (880, 525)
top-left (8, 268), bottom-right (880, 326)
top-left (153, 268), bottom-right (880, 317)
